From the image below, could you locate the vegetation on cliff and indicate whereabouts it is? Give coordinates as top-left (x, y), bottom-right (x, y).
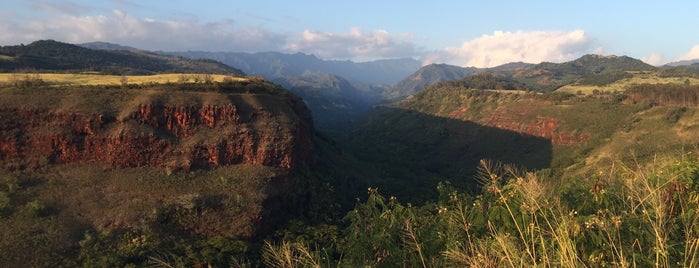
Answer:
top-left (0, 78), bottom-right (319, 266)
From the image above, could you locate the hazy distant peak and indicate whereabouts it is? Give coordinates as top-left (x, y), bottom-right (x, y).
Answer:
top-left (79, 41), bottom-right (139, 51)
top-left (665, 59), bottom-right (699, 67)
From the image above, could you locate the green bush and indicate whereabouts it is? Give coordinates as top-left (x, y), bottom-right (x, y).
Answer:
top-left (25, 199), bottom-right (49, 217)
top-left (0, 191), bottom-right (10, 215)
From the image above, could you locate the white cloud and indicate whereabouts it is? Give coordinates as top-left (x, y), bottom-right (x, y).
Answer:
top-left (0, 10), bottom-right (604, 66)
top-left (284, 28), bottom-right (422, 60)
top-left (641, 53), bottom-right (666, 66)
top-left (0, 10), bottom-right (421, 60)
top-left (675, 45), bottom-right (699, 62)
top-left (0, 9), bottom-right (287, 52)
top-left (423, 30), bottom-right (598, 68)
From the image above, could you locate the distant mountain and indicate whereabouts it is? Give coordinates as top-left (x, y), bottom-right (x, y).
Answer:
top-left (427, 73), bottom-right (530, 91)
top-left (384, 64), bottom-right (480, 101)
top-left (79, 41), bottom-right (139, 51)
top-left (273, 72), bottom-right (379, 131)
top-left (509, 54), bottom-right (657, 91)
top-left (665, 59), bottom-right (699, 67)
top-left (163, 51), bottom-right (421, 85)
top-left (384, 54), bottom-right (660, 100)
top-left (545, 54), bottom-right (654, 74)
top-left (658, 63), bottom-right (699, 78)
top-left (0, 40), bottom-right (244, 75)
top-left (487, 61), bottom-right (534, 72)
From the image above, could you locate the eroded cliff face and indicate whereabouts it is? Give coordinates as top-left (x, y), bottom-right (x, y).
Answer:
top-left (0, 91), bottom-right (313, 171)
top-left (483, 114), bottom-right (590, 145)
top-left (441, 95), bottom-right (590, 146)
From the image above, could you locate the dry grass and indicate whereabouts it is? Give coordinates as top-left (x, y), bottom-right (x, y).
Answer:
top-left (262, 241), bottom-right (325, 268)
top-left (437, 157), bottom-right (699, 267)
top-left (557, 71), bottom-right (699, 95)
top-left (0, 73), bottom-right (247, 86)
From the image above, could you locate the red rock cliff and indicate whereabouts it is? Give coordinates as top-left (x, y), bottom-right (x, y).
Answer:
top-left (441, 95), bottom-right (590, 145)
top-left (0, 94), bottom-right (313, 171)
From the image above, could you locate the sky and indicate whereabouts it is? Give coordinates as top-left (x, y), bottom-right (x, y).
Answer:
top-left (2, 0), bottom-right (699, 67)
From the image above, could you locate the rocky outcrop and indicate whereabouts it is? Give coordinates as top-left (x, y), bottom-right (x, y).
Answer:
top-left (0, 95), bottom-right (313, 171)
top-left (484, 114), bottom-right (590, 145)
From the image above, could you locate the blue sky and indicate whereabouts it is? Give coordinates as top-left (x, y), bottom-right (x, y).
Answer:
top-left (2, 0), bottom-right (699, 67)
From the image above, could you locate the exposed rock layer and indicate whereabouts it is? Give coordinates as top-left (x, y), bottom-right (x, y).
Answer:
top-left (0, 93), bottom-right (313, 171)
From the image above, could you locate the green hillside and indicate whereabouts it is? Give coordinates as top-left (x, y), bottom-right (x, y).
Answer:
top-left (385, 63), bottom-right (479, 101)
top-left (353, 84), bottom-right (699, 191)
top-left (0, 40), bottom-right (244, 75)
top-left (507, 54), bottom-right (656, 91)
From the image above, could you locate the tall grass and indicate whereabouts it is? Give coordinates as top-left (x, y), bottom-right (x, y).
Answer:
top-left (442, 157), bottom-right (699, 268)
top-left (262, 241), bottom-right (329, 268)
top-left (261, 156), bottom-right (699, 267)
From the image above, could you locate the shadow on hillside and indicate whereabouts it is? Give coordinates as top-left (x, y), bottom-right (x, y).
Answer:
top-left (347, 106), bottom-right (552, 203)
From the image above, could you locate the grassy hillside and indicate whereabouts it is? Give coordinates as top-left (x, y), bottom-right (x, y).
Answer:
top-left (0, 76), bottom-right (292, 113)
top-left (557, 70), bottom-right (699, 94)
top-left (0, 40), bottom-right (244, 75)
top-left (505, 55), bottom-right (655, 91)
top-left (346, 83), bottom-right (699, 202)
top-left (0, 73), bottom-right (246, 86)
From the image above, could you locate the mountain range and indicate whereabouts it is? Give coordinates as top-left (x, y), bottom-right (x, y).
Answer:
top-left (162, 50), bottom-right (422, 85)
top-left (0, 40), bottom-right (243, 75)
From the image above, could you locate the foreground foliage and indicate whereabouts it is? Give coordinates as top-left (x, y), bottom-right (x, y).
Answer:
top-left (4, 151), bottom-right (699, 267)
top-left (266, 156), bottom-right (699, 267)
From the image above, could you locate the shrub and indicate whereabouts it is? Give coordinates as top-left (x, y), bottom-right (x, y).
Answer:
top-left (0, 191), bottom-right (10, 215)
top-left (25, 199), bottom-right (49, 217)
top-left (9, 73), bottom-right (47, 88)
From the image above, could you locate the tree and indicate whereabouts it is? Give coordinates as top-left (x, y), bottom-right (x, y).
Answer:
top-left (120, 75), bottom-right (128, 87)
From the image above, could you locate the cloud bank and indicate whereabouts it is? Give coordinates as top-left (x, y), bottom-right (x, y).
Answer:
top-left (423, 30), bottom-right (598, 67)
top-left (284, 28), bottom-right (421, 60)
top-left (0, 10), bottom-right (607, 67)
top-left (643, 45), bottom-right (699, 66)
top-left (676, 45), bottom-right (699, 62)
top-left (641, 53), bottom-right (666, 66)
top-left (0, 9), bottom-right (421, 58)
top-left (0, 9), bottom-right (286, 52)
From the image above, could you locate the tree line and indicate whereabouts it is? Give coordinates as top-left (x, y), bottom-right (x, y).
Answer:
top-left (428, 73), bottom-right (529, 91)
top-left (626, 83), bottom-right (699, 106)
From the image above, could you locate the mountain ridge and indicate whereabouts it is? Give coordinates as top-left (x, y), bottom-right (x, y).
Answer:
top-left (388, 54), bottom-right (662, 99)
top-left (0, 40), bottom-right (244, 75)
top-left (163, 50), bottom-right (422, 85)
top-left (273, 72), bottom-right (379, 131)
